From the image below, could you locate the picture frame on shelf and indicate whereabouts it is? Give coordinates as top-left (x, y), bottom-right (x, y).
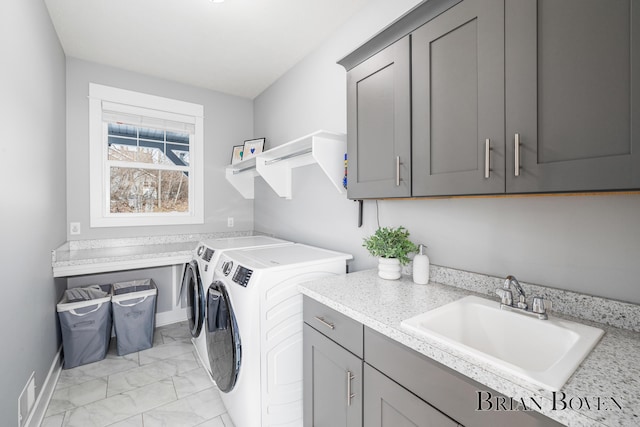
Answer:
top-left (242, 137), bottom-right (266, 160)
top-left (231, 145), bottom-right (244, 165)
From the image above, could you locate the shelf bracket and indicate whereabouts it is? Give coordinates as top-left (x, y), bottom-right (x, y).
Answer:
top-left (225, 130), bottom-right (346, 199)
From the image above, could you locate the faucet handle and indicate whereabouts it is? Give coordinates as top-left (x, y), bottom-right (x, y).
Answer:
top-left (496, 288), bottom-right (513, 306)
top-left (532, 296), bottom-right (550, 314)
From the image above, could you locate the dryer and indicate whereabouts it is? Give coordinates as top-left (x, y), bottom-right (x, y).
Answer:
top-left (206, 243), bottom-right (352, 427)
top-left (180, 236), bottom-right (292, 377)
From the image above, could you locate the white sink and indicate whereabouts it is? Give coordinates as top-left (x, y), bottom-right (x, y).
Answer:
top-left (401, 295), bottom-right (604, 390)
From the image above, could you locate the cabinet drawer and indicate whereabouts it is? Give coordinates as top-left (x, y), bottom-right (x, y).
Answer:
top-left (303, 297), bottom-right (363, 358)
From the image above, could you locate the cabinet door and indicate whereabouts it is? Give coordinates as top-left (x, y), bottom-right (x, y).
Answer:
top-left (412, 0), bottom-right (505, 196)
top-left (347, 36), bottom-right (411, 199)
top-left (364, 364), bottom-right (459, 427)
top-left (505, 0), bottom-right (640, 193)
top-left (303, 324), bottom-right (363, 427)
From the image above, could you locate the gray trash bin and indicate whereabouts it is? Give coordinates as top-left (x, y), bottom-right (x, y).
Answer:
top-left (112, 279), bottom-right (157, 356)
top-left (57, 284), bottom-right (112, 369)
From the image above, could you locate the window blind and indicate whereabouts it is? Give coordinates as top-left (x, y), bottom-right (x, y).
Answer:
top-left (102, 101), bottom-right (196, 134)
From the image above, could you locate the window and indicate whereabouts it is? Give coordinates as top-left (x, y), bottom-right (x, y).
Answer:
top-left (89, 83), bottom-right (204, 227)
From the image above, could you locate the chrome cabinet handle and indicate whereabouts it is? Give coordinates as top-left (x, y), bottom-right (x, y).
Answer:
top-left (314, 316), bottom-right (335, 330)
top-left (514, 133), bottom-right (521, 177)
top-left (484, 138), bottom-right (491, 179)
top-left (395, 156), bottom-right (401, 186)
top-left (346, 371), bottom-right (355, 406)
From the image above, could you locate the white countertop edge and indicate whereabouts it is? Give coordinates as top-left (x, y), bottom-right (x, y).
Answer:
top-left (53, 254), bottom-right (192, 277)
top-left (60, 231), bottom-right (256, 251)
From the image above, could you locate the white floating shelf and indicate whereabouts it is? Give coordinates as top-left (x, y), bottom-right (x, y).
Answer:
top-left (225, 130), bottom-right (347, 200)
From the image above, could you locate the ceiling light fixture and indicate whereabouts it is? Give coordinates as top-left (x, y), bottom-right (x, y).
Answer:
top-left (210, 0), bottom-right (225, 3)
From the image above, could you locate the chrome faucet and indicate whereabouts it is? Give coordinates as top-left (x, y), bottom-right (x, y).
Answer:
top-left (496, 275), bottom-right (549, 320)
top-left (505, 275), bottom-right (527, 308)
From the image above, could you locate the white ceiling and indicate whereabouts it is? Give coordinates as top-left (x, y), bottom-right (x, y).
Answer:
top-left (44, 0), bottom-right (371, 99)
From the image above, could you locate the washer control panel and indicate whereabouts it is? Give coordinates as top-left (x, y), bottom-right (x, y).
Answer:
top-left (233, 265), bottom-right (253, 287)
top-left (197, 245), bottom-right (214, 262)
top-left (203, 248), bottom-right (214, 262)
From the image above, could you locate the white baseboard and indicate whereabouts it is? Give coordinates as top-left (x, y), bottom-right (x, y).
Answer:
top-left (155, 308), bottom-right (187, 327)
top-left (26, 347), bottom-right (62, 427)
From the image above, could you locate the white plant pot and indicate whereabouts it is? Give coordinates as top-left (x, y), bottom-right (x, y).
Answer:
top-left (378, 257), bottom-right (402, 280)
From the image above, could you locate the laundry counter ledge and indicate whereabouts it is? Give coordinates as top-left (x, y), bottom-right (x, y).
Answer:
top-left (298, 268), bottom-right (640, 427)
top-left (52, 232), bottom-right (253, 277)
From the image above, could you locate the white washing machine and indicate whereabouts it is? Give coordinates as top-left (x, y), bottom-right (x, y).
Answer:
top-left (180, 236), bottom-right (293, 377)
top-left (206, 243), bottom-right (352, 427)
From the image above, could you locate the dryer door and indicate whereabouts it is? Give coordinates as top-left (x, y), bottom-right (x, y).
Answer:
top-left (206, 280), bottom-right (241, 393)
top-left (182, 260), bottom-right (205, 337)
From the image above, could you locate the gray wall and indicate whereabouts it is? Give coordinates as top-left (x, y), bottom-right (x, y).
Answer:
top-left (0, 0), bottom-right (68, 423)
top-left (253, 0), bottom-right (640, 304)
top-left (66, 58), bottom-right (255, 240)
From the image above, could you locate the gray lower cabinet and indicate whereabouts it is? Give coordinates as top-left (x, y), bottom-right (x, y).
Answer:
top-left (412, 0), bottom-right (505, 196)
top-left (303, 324), bottom-right (363, 427)
top-left (303, 297), bottom-right (563, 427)
top-left (346, 36), bottom-right (411, 199)
top-left (365, 328), bottom-right (563, 427)
top-left (303, 296), bottom-right (364, 427)
top-left (505, 0), bottom-right (640, 193)
top-left (364, 364), bottom-right (459, 427)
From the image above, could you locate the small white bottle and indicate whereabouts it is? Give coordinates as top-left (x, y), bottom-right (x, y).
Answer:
top-left (413, 244), bottom-right (430, 285)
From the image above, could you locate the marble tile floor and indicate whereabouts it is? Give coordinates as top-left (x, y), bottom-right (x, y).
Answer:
top-left (41, 321), bottom-right (234, 427)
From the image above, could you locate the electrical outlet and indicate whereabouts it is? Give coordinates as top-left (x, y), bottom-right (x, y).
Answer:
top-left (227, 217), bottom-right (234, 228)
top-left (70, 222), bottom-right (81, 235)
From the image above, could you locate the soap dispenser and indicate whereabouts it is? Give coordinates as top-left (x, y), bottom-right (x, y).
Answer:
top-left (413, 244), bottom-right (430, 285)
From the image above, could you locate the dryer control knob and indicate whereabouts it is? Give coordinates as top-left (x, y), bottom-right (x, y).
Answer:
top-left (222, 261), bottom-right (234, 276)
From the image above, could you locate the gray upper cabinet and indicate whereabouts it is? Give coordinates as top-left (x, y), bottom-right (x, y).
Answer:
top-left (341, 0), bottom-right (640, 198)
top-left (346, 36), bottom-right (411, 199)
top-left (412, 0), bottom-right (505, 196)
top-left (505, 0), bottom-right (640, 193)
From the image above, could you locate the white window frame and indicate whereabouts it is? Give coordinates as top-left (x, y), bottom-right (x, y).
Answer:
top-left (89, 83), bottom-right (204, 227)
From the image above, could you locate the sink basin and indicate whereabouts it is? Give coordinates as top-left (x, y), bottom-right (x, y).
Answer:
top-left (401, 295), bottom-right (604, 390)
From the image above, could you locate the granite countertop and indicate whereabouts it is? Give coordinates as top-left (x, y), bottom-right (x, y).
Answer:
top-left (51, 232), bottom-right (253, 277)
top-left (299, 269), bottom-right (640, 427)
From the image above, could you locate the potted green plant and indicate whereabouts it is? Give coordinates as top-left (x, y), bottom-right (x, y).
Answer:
top-left (363, 226), bottom-right (418, 280)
